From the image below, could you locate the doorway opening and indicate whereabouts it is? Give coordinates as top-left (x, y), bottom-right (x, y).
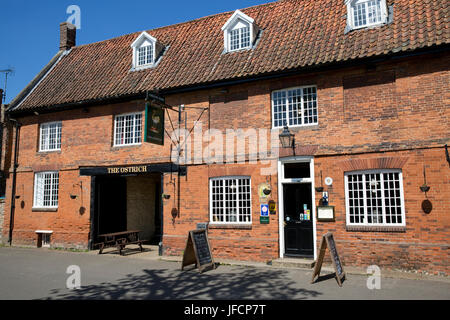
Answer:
top-left (91, 173), bottom-right (162, 247)
top-left (278, 158), bottom-right (316, 259)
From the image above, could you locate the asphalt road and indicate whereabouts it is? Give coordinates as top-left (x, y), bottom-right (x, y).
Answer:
top-left (0, 246), bottom-right (449, 301)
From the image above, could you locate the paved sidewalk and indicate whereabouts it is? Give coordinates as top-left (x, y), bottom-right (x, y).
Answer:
top-left (0, 246), bottom-right (449, 300)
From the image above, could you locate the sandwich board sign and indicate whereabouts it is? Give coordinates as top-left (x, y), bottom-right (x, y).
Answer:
top-left (181, 229), bottom-right (215, 273)
top-left (311, 232), bottom-right (346, 287)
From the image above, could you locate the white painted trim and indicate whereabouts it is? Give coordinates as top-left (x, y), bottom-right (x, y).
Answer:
top-left (33, 171), bottom-right (59, 209)
top-left (35, 230), bottom-right (53, 234)
top-left (131, 31), bottom-right (158, 69)
top-left (344, 169), bottom-right (406, 227)
top-left (209, 176), bottom-right (252, 225)
top-left (271, 85), bottom-right (318, 129)
top-left (39, 121), bottom-right (62, 152)
top-left (222, 10), bottom-right (256, 53)
top-left (221, 10), bottom-right (254, 31)
top-left (278, 157), bottom-right (316, 260)
top-left (346, 0), bottom-right (388, 31)
top-left (113, 112), bottom-right (143, 147)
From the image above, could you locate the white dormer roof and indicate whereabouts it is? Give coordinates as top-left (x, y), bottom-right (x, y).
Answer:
top-left (131, 31), bottom-right (157, 48)
top-left (221, 10), bottom-right (255, 31)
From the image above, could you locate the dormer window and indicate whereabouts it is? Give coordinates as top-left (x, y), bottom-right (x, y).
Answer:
top-left (131, 31), bottom-right (165, 70)
top-left (346, 0), bottom-right (388, 31)
top-left (222, 10), bottom-right (259, 53)
top-left (138, 44), bottom-right (153, 66)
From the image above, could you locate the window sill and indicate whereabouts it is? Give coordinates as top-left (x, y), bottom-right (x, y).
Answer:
top-left (37, 150), bottom-right (61, 154)
top-left (273, 124), bottom-right (319, 131)
top-left (111, 144), bottom-right (142, 150)
top-left (208, 223), bottom-right (252, 230)
top-left (32, 207), bottom-right (58, 212)
top-left (346, 225), bottom-right (406, 233)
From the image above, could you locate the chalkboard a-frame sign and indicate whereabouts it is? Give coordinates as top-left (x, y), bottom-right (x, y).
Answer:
top-left (311, 232), bottom-right (346, 287)
top-left (181, 230), bottom-right (215, 273)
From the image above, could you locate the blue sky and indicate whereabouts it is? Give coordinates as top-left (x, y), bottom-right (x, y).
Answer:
top-left (0, 0), bottom-right (269, 104)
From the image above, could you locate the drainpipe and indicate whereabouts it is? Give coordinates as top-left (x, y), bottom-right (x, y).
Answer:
top-left (8, 118), bottom-right (21, 246)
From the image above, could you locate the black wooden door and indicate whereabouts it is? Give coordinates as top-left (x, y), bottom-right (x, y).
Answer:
top-left (283, 183), bottom-right (314, 257)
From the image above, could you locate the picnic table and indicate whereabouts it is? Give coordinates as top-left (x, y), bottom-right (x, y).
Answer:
top-left (96, 230), bottom-right (144, 255)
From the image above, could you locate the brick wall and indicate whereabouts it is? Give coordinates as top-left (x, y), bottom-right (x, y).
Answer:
top-left (2, 52), bottom-right (449, 274)
top-left (315, 148), bottom-right (450, 276)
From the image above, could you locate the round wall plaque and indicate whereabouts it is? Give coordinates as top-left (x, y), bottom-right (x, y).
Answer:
top-left (421, 200), bottom-right (432, 214)
top-left (325, 177), bottom-right (333, 186)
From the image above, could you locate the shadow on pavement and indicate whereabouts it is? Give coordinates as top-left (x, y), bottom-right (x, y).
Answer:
top-left (44, 266), bottom-right (322, 300)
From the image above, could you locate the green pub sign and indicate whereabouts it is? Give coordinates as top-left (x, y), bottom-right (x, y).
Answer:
top-left (144, 102), bottom-right (165, 146)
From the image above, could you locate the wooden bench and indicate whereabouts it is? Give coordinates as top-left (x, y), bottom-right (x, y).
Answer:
top-left (95, 230), bottom-right (145, 255)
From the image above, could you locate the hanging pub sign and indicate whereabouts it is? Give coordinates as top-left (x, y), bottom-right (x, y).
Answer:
top-left (311, 232), bottom-right (346, 287)
top-left (181, 229), bottom-right (215, 273)
top-left (144, 102), bottom-right (165, 146)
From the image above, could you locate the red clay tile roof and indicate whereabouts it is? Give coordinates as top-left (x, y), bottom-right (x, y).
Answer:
top-left (10, 0), bottom-right (450, 112)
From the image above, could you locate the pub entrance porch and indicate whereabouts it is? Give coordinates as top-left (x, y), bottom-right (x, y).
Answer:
top-left (80, 163), bottom-right (187, 251)
top-left (91, 173), bottom-right (162, 249)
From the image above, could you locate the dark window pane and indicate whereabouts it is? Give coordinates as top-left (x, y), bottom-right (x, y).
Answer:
top-left (284, 162), bottom-right (310, 179)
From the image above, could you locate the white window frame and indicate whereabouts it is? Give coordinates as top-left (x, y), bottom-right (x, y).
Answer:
top-left (33, 171), bottom-right (59, 209)
top-left (222, 10), bottom-right (256, 53)
top-left (344, 169), bottom-right (406, 227)
top-left (39, 121), bottom-right (62, 152)
top-left (271, 85), bottom-right (318, 129)
top-left (209, 176), bottom-right (252, 225)
top-left (113, 112), bottom-right (143, 147)
top-left (137, 44), bottom-right (154, 67)
top-left (131, 31), bottom-right (158, 70)
top-left (346, 0), bottom-right (388, 30)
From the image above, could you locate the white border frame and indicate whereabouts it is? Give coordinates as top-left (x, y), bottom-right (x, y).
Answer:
top-left (278, 157), bottom-right (317, 259)
top-left (209, 175), bottom-right (252, 225)
top-left (33, 171), bottom-right (59, 210)
top-left (222, 10), bottom-right (255, 53)
top-left (39, 121), bottom-right (62, 152)
top-left (346, 0), bottom-right (388, 31)
top-left (113, 112), bottom-right (143, 147)
top-left (131, 31), bottom-right (158, 70)
top-left (271, 85), bottom-right (319, 130)
top-left (344, 168), bottom-right (406, 227)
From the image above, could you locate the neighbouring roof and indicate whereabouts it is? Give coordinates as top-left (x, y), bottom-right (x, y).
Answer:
top-left (9, 0), bottom-right (450, 113)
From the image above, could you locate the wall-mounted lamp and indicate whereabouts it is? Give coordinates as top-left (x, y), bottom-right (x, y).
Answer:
top-left (279, 123), bottom-right (295, 155)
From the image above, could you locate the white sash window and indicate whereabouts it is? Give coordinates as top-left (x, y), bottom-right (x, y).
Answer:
top-left (210, 176), bottom-right (252, 224)
top-left (34, 172), bottom-right (59, 209)
top-left (272, 86), bottom-right (318, 128)
top-left (114, 112), bottom-right (142, 146)
top-left (39, 122), bottom-right (62, 152)
top-left (345, 170), bottom-right (405, 226)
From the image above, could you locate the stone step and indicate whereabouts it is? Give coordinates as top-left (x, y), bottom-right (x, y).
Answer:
top-left (271, 257), bottom-right (316, 269)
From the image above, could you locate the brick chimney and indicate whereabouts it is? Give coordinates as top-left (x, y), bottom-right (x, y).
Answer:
top-left (59, 22), bottom-right (76, 51)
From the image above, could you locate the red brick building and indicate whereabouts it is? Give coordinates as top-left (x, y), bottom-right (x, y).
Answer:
top-left (2, 0), bottom-right (449, 275)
